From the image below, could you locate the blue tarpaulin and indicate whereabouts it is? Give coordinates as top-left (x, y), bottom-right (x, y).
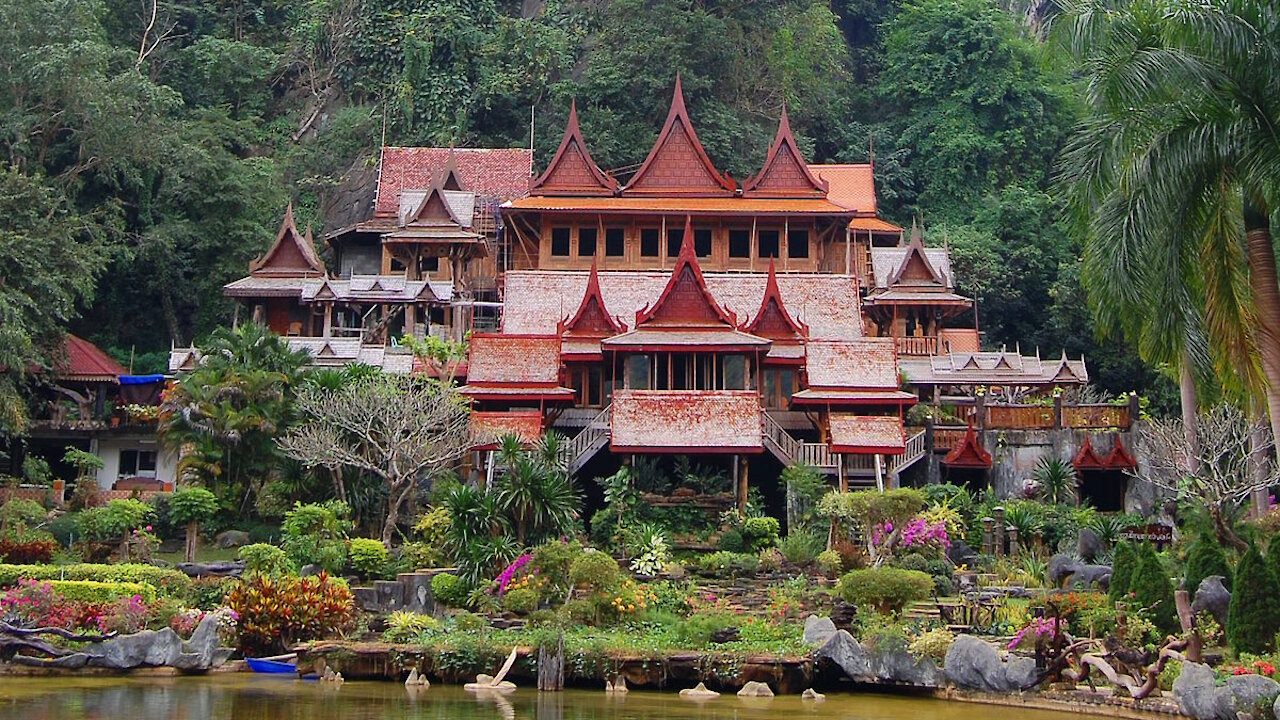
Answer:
top-left (118, 374), bottom-right (165, 384)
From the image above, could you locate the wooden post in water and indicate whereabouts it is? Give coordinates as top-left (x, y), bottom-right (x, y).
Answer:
top-left (537, 632), bottom-right (564, 691)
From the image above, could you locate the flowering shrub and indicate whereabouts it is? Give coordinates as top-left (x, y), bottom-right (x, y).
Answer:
top-left (97, 594), bottom-right (149, 634)
top-left (495, 553), bottom-right (531, 593)
top-left (1007, 616), bottom-right (1060, 650)
top-left (605, 579), bottom-right (654, 616)
top-left (900, 516), bottom-right (949, 549)
top-left (227, 572), bottom-right (356, 654)
top-left (1229, 659), bottom-right (1278, 676)
top-left (170, 607), bottom-right (204, 636)
top-left (0, 579), bottom-right (81, 629)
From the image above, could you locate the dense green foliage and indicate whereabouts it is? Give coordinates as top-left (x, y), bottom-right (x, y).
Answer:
top-left (1227, 544), bottom-right (1280, 654)
top-left (837, 566), bottom-right (933, 613)
top-left (1130, 544), bottom-right (1176, 635)
top-left (0, 563), bottom-right (190, 596)
top-left (1185, 531), bottom-right (1232, 594)
top-left (1108, 541), bottom-right (1135, 600)
top-left (0, 0), bottom-right (1173, 425)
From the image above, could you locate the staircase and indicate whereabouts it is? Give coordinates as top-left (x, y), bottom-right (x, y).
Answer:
top-left (761, 411), bottom-right (838, 474)
top-left (563, 404), bottom-right (611, 474)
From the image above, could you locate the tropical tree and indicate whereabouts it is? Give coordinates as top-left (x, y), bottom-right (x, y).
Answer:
top-left (1057, 0), bottom-right (1280, 445)
top-left (169, 486), bottom-right (219, 563)
top-left (278, 373), bottom-right (470, 547)
top-left (492, 432), bottom-right (579, 545)
top-left (1032, 456), bottom-right (1078, 505)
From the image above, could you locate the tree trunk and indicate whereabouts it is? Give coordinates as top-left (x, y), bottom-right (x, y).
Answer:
top-left (382, 479), bottom-right (411, 548)
top-left (1178, 347), bottom-right (1201, 476)
top-left (1244, 199), bottom-right (1280, 448)
top-left (185, 521), bottom-right (197, 564)
top-left (1209, 504), bottom-right (1248, 552)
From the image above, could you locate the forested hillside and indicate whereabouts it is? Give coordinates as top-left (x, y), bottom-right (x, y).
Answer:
top-left (0, 0), bottom-right (1168, 410)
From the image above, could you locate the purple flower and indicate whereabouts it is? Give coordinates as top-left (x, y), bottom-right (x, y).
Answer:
top-left (495, 553), bottom-right (532, 594)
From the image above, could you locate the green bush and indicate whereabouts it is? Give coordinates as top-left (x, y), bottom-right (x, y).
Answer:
top-left (716, 528), bottom-right (746, 553)
top-left (77, 499), bottom-right (154, 543)
top-left (185, 576), bottom-right (235, 610)
top-left (0, 563), bottom-right (189, 596)
top-left (529, 538), bottom-right (581, 602)
top-left (1109, 541), bottom-right (1136, 599)
top-left (46, 579), bottom-right (156, 604)
top-left (281, 501), bottom-right (350, 574)
top-left (403, 506), bottom-right (451, 569)
top-left (777, 529), bottom-right (824, 564)
top-left (1186, 531), bottom-right (1232, 593)
top-left (837, 567), bottom-right (933, 613)
top-left (451, 610), bottom-right (488, 633)
top-left (1131, 544), bottom-right (1177, 635)
top-left (431, 572), bottom-right (468, 608)
top-left (46, 512), bottom-right (79, 547)
top-left (348, 538), bottom-right (388, 579)
top-left (383, 610), bottom-right (440, 643)
top-left (896, 553), bottom-right (929, 573)
top-left (695, 551), bottom-right (759, 577)
top-left (742, 516), bottom-right (780, 550)
top-left (816, 549), bottom-right (843, 576)
top-left (1228, 544), bottom-right (1280, 654)
top-left (237, 543), bottom-right (292, 576)
top-left (569, 551), bottom-right (621, 591)
top-left (501, 586), bottom-right (539, 615)
top-left (0, 499), bottom-right (46, 532)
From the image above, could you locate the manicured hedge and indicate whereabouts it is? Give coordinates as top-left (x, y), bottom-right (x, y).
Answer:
top-left (837, 566), bottom-right (933, 613)
top-left (44, 579), bottom-right (157, 604)
top-left (0, 563), bottom-right (190, 596)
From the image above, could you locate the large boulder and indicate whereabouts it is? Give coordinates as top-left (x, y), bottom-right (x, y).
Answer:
top-left (214, 530), bottom-right (250, 549)
top-left (802, 615), bottom-right (837, 647)
top-left (1227, 674), bottom-right (1280, 717)
top-left (816, 630), bottom-right (871, 679)
top-left (1047, 553), bottom-right (1110, 590)
top-left (1173, 661), bottom-right (1280, 720)
top-left (869, 648), bottom-right (945, 687)
top-left (943, 634), bottom-right (1036, 692)
top-left (174, 612), bottom-right (233, 670)
top-left (1191, 576), bottom-right (1231, 629)
top-left (947, 539), bottom-right (978, 567)
top-left (1077, 527), bottom-right (1104, 562)
top-left (87, 628), bottom-right (183, 669)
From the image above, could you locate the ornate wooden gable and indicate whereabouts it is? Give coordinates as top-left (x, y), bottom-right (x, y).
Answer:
top-left (1071, 437), bottom-right (1107, 470)
top-left (742, 259), bottom-right (808, 340)
top-left (1103, 436), bottom-right (1137, 469)
top-left (887, 221), bottom-right (946, 287)
top-left (622, 76), bottom-right (736, 197)
top-left (558, 259), bottom-right (626, 337)
top-left (942, 424), bottom-right (992, 468)
top-left (531, 101), bottom-right (619, 197)
top-left (249, 203), bottom-right (325, 277)
top-left (742, 107), bottom-right (828, 198)
top-left (406, 182), bottom-right (468, 228)
top-left (635, 217), bottom-right (738, 327)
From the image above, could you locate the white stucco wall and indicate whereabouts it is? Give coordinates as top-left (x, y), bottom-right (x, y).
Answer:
top-left (90, 435), bottom-right (177, 490)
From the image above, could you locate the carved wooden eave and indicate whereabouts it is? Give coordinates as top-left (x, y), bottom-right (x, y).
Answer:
top-left (248, 203), bottom-right (326, 276)
top-left (531, 101), bottom-right (619, 197)
top-left (1071, 436), bottom-right (1107, 470)
top-left (887, 220), bottom-right (945, 287)
top-left (1103, 436), bottom-right (1137, 469)
top-left (621, 75), bottom-right (736, 197)
top-left (741, 259), bottom-right (808, 340)
top-left (942, 424), bottom-right (992, 468)
top-left (741, 106), bottom-right (828, 198)
top-left (634, 217), bottom-right (737, 327)
top-left (558, 258), bottom-right (627, 337)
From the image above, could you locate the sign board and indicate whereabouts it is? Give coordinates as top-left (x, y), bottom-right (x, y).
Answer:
top-left (1118, 523), bottom-right (1174, 546)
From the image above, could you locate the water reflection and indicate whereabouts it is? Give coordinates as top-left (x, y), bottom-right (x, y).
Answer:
top-left (0, 675), bottom-right (1099, 720)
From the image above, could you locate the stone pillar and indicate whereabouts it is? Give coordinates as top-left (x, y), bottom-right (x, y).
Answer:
top-left (981, 517), bottom-right (995, 556)
top-left (1052, 394), bottom-right (1064, 429)
top-left (975, 394), bottom-right (986, 429)
top-left (1007, 527), bottom-right (1019, 557)
top-left (992, 507), bottom-right (1005, 558)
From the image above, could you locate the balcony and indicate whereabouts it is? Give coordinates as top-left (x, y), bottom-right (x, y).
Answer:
top-left (894, 335), bottom-right (939, 356)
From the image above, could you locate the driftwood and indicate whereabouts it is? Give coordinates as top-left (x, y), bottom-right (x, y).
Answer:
top-left (0, 622), bottom-right (115, 662)
top-left (1055, 635), bottom-right (1188, 699)
top-left (0, 622), bottom-right (116, 642)
top-left (175, 560), bottom-right (245, 578)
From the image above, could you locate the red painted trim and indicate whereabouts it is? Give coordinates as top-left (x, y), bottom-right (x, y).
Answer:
top-left (831, 444), bottom-right (907, 454)
top-left (530, 100), bottom-right (619, 196)
top-left (609, 445), bottom-right (764, 454)
top-left (621, 75), bottom-right (736, 196)
top-left (741, 258), bottom-right (809, 339)
top-left (741, 106), bottom-right (828, 198)
top-left (1072, 436), bottom-right (1107, 470)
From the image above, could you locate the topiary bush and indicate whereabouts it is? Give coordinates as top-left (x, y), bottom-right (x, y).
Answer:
top-left (348, 538), bottom-right (388, 579)
top-left (816, 549), bottom-right (843, 577)
top-left (44, 579), bottom-right (156, 604)
top-left (1130, 543), bottom-right (1177, 635)
top-left (896, 553), bottom-right (929, 573)
top-left (569, 550), bottom-right (622, 591)
top-left (716, 527), bottom-right (746, 553)
top-left (237, 543), bottom-right (292, 576)
top-left (281, 501), bottom-right (350, 574)
top-left (431, 572), bottom-right (468, 608)
top-left (1109, 541), bottom-right (1136, 600)
top-left (501, 586), bottom-right (539, 615)
top-left (742, 516), bottom-right (780, 550)
top-left (837, 567), bottom-right (933, 613)
top-left (1227, 544), bottom-right (1280, 654)
top-left (1186, 531), bottom-right (1232, 593)
top-left (0, 498), bottom-right (46, 532)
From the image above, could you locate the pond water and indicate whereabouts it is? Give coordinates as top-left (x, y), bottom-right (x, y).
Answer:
top-left (0, 675), bottom-right (1095, 720)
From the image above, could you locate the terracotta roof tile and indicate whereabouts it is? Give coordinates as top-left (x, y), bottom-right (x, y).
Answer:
top-left (828, 414), bottom-right (906, 453)
top-left (466, 334), bottom-right (562, 385)
top-left (610, 390), bottom-right (762, 453)
top-left (470, 410), bottom-right (545, 449)
top-left (791, 388), bottom-right (916, 405)
top-left (804, 339), bottom-right (899, 389)
top-left (943, 425), bottom-right (992, 468)
top-left (848, 217), bottom-right (903, 232)
top-left (809, 164), bottom-right (877, 214)
top-left (376, 147), bottom-right (532, 216)
top-left (58, 334), bottom-right (126, 380)
top-left (503, 271), bottom-right (862, 340)
top-left (940, 329), bottom-right (981, 354)
top-left (504, 196), bottom-right (848, 215)
top-left (871, 246), bottom-right (954, 289)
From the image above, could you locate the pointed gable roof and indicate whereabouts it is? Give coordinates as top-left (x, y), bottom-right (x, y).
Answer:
top-left (634, 217), bottom-right (737, 327)
top-left (531, 101), bottom-right (619, 197)
top-left (742, 259), bottom-right (808, 340)
top-left (406, 181), bottom-right (467, 228)
top-left (622, 76), bottom-right (736, 197)
top-left (559, 259), bottom-right (626, 337)
top-left (249, 203), bottom-right (325, 277)
top-left (943, 424), bottom-right (993, 468)
top-left (437, 151), bottom-right (464, 191)
top-left (1071, 437), bottom-right (1107, 470)
top-left (1049, 353), bottom-right (1086, 383)
top-left (1103, 436), bottom-right (1137, 469)
top-left (742, 107), bottom-right (827, 198)
top-left (887, 220), bottom-right (945, 287)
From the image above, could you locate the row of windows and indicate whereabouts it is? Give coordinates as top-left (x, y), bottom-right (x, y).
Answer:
top-left (549, 227), bottom-right (809, 260)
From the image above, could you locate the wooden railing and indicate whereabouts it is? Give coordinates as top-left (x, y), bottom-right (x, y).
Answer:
top-left (976, 398), bottom-right (1135, 430)
top-left (985, 404), bottom-right (1056, 429)
top-left (902, 429), bottom-right (927, 466)
top-left (761, 410), bottom-right (802, 464)
top-left (798, 442), bottom-right (834, 469)
top-left (564, 404), bottom-right (611, 473)
top-left (1064, 404), bottom-right (1130, 429)
top-left (894, 335), bottom-right (939, 356)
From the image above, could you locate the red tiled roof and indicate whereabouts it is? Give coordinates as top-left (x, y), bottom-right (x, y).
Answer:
top-left (622, 76), bottom-right (736, 197)
top-left (503, 271), bottom-right (862, 340)
top-left (741, 260), bottom-right (808, 340)
top-left (610, 390), bottom-right (762, 453)
top-left (601, 327), bottom-right (770, 351)
top-left (790, 388), bottom-right (916, 406)
top-left (1072, 437), bottom-right (1107, 470)
top-left (848, 217), bottom-right (902, 232)
top-left (375, 147), bottom-right (532, 216)
top-left (741, 107), bottom-right (827, 198)
top-left (804, 339), bottom-right (899, 389)
top-left (940, 329), bottom-right (981, 354)
top-left (58, 334), bottom-right (127, 381)
top-left (470, 410), bottom-right (544, 450)
top-left (1104, 436), bottom-right (1137, 469)
top-left (943, 425), bottom-right (992, 468)
top-left (809, 164), bottom-right (877, 215)
top-left (249, 204), bottom-right (325, 277)
top-left (828, 415), bottom-right (906, 454)
top-left (531, 101), bottom-right (619, 197)
top-left (465, 334), bottom-right (562, 386)
top-left (635, 218), bottom-right (738, 328)
top-left (503, 195), bottom-right (848, 215)
top-left (559, 259), bottom-right (626, 337)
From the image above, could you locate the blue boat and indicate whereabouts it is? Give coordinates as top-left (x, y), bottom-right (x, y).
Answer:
top-left (246, 658), bottom-right (297, 674)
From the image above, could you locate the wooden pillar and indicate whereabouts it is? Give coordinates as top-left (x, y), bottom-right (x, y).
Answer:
top-left (537, 632), bottom-right (565, 691)
top-left (1052, 394), bottom-right (1064, 429)
top-left (874, 453), bottom-right (883, 492)
top-left (838, 454), bottom-right (847, 492)
top-left (322, 302), bottom-right (333, 338)
top-left (737, 455), bottom-right (749, 512)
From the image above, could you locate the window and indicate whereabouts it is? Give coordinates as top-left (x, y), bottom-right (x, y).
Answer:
top-left (627, 355), bottom-right (650, 390)
top-left (640, 228), bottom-right (660, 257)
top-left (550, 227), bottom-right (571, 256)
top-left (761, 368), bottom-right (795, 407)
top-left (119, 449), bottom-right (157, 478)
top-left (667, 228), bottom-right (683, 259)
top-left (723, 355), bottom-right (746, 389)
top-left (420, 256), bottom-right (439, 273)
top-left (694, 228), bottom-right (712, 257)
top-left (605, 228), bottom-right (625, 257)
top-left (758, 229), bottom-right (780, 258)
top-left (568, 365), bottom-right (606, 407)
top-left (728, 229), bottom-right (750, 258)
top-left (787, 229), bottom-right (809, 259)
top-left (577, 227), bottom-right (597, 257)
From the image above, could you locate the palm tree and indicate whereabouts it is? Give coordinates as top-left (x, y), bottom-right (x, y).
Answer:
top-left (1032, 456), bottom-right (1079, 505)
top-left (1057, 0), bottom-right (1280, 443)
top-left (492, 431), bottom-right (580, 544)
